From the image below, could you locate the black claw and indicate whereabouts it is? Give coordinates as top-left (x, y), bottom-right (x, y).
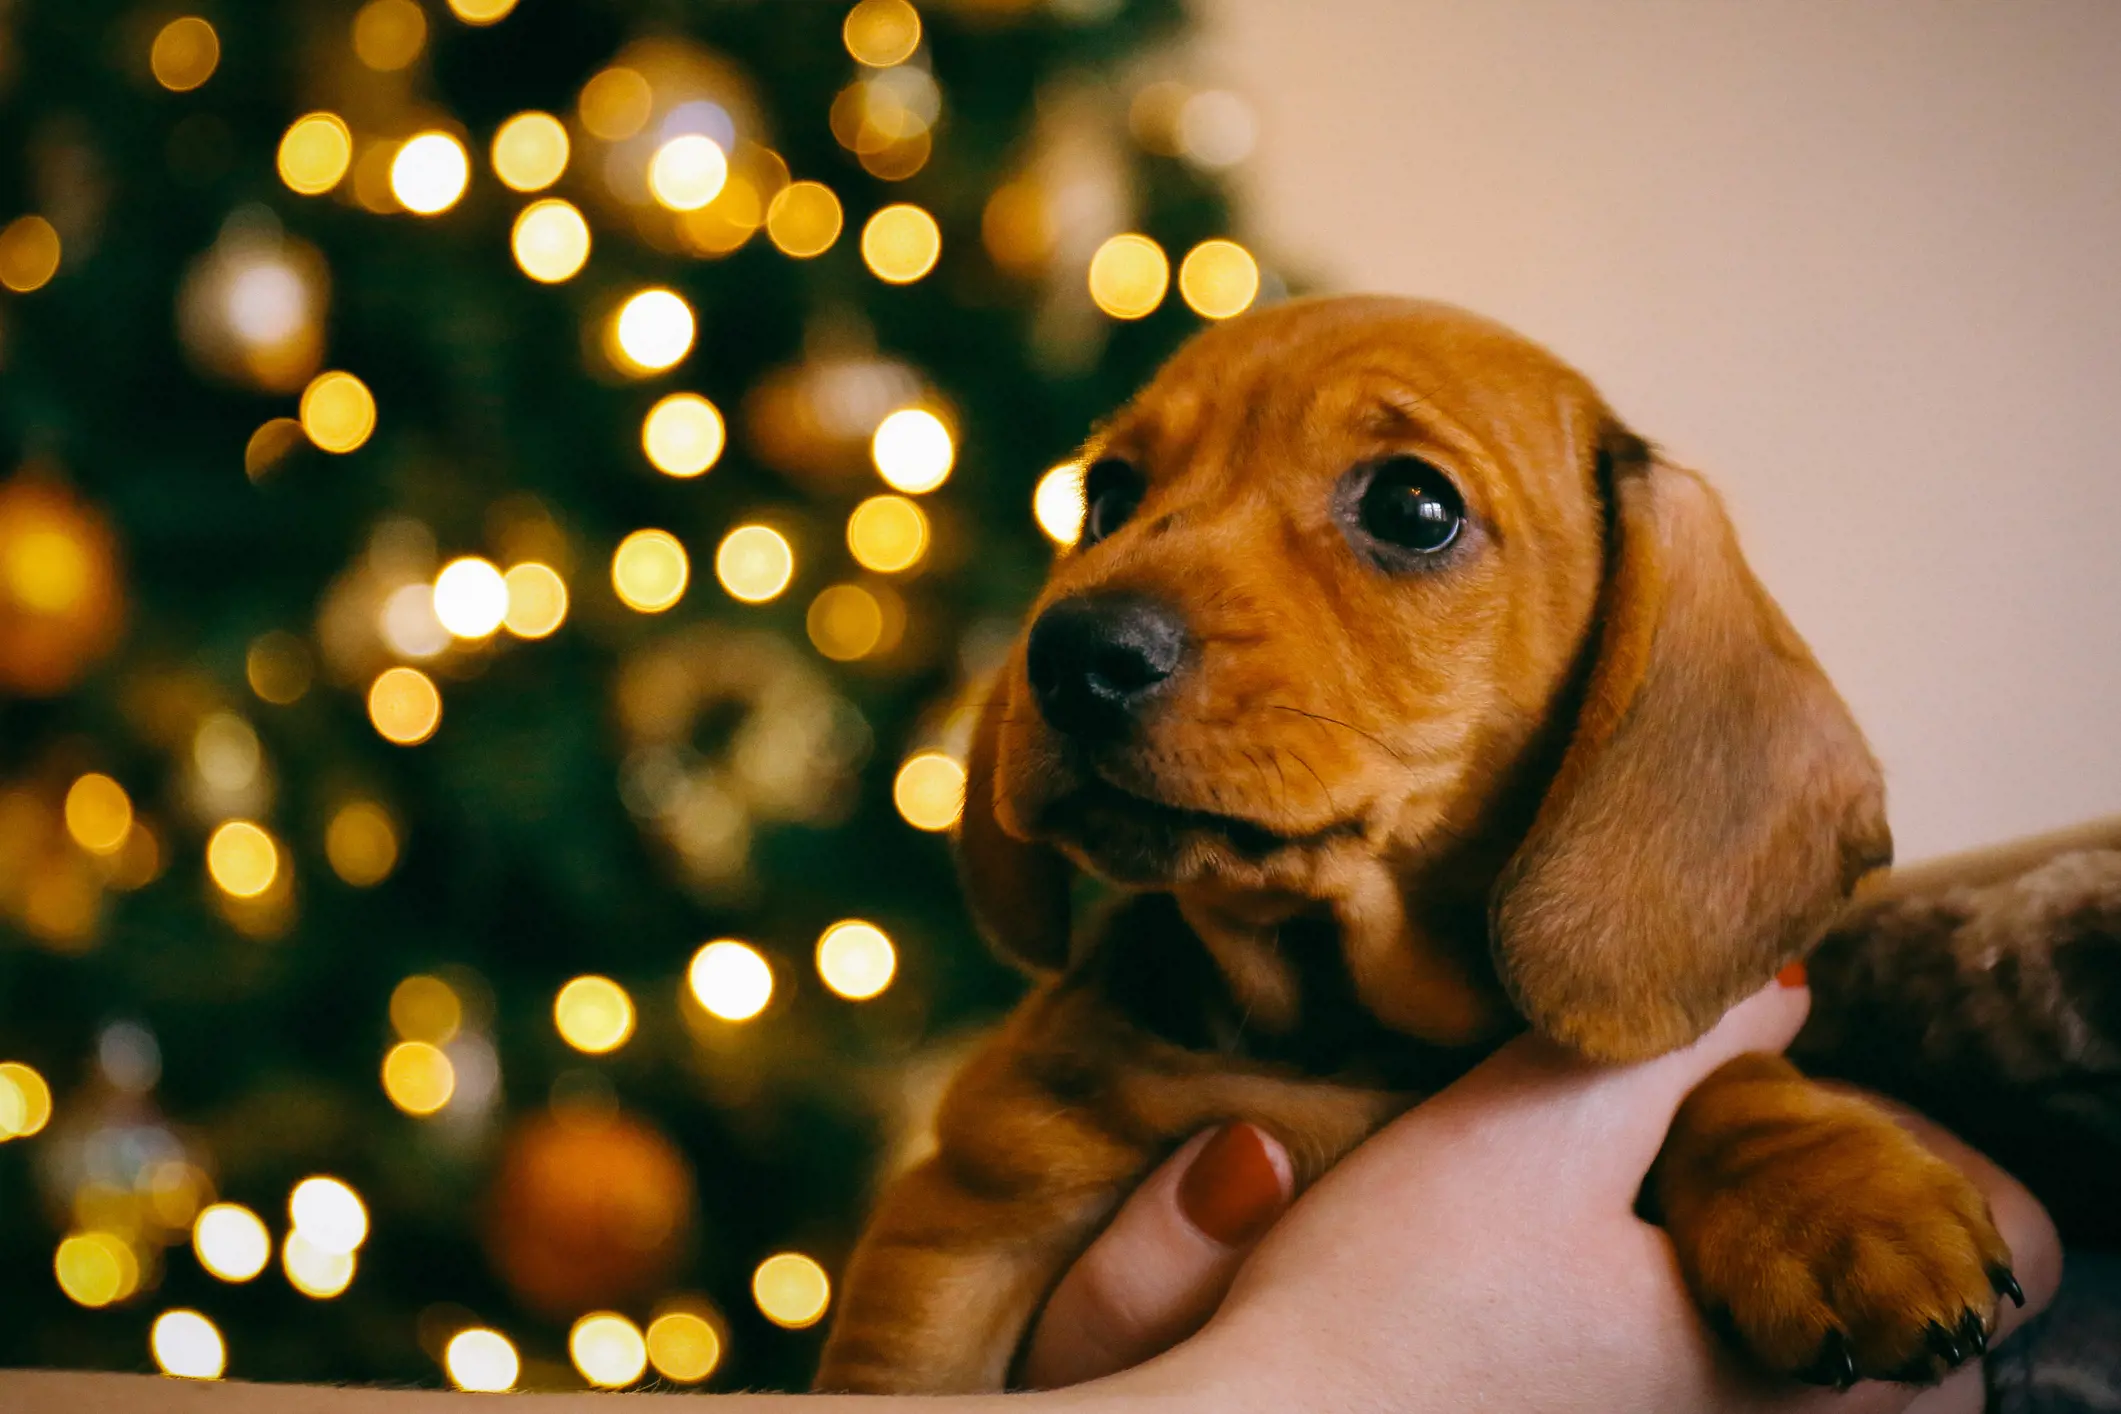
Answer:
top-left (1799, 1329), bottom-right (1860, 1391)
top-left (1959, 1309), bottom-right (1988, 1356)
top-left (1989, 1266), bottom-right (2026, 1308)
top-left (1925, 1321), bottom-right (1965, 1366)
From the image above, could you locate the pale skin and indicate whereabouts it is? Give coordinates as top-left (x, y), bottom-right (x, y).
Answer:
top-left (0, 983), bottom-right (2061, 1414)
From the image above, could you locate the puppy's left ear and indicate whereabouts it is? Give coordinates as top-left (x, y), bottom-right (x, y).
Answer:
top-left (1491, 428), bottom-right (1891, 1062)
top-left (956, 667), bottom-right (1074, 974)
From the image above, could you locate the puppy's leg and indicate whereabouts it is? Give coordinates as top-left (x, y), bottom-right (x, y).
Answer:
top-left (1654, 1053), bottom-right (2018, 1387)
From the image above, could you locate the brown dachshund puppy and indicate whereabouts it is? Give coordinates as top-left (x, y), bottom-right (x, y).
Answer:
top-left (816, 296), bottom-right (2018, 1393)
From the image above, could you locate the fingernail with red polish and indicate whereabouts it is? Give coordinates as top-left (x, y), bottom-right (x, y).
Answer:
top-left (1777, 959), bottom-right (1808, 989)
top-left (1179, 1123), bottom-right (1289, 1247)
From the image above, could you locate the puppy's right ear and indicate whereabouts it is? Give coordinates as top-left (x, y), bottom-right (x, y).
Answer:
top-left (956, 669), bottom-right (1074, 973)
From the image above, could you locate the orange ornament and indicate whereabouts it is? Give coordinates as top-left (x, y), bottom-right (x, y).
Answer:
top-left (0, 474), bottom-right (125, 696)
top-left (484, 1108), bottom-right (696, 1318)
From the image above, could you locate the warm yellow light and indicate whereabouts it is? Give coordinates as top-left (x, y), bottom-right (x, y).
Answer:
top-left (844, 0), bottom-right (921, 65)
top-left (860, 204), bottom-right (941, 285)
top-left (1033, 462), bottom-right (1087, 545)
top-left (277, 113), bottom-right (353, 196)
top-left (391, 132), bottom-right (471, 215)
top-left (870, 408), bottom-right (953, 493)
top-left (688, 940), bottom-right (772, 1022)
top-left (554, 976), bottom-right (635, 1054)
top-left (649, 136), bottom-right (729, 212)
top-left (151, 1309), bottom-right (227, 1380)
top-left (0, 215), bottom-right (60, 293)
top-left (0, 1061), bottom-right (54, 1139)
top-left (150, 17), bottom-right (220, 92)
top-left (846, 495), bottom-right (929, 574)
top-left (326, 800), bottom-right (399, 887)
top-left (714, 525), bottom-right (794, 604)
top-left (206, 821), bottom-right (280, 900)
top-left (641, 393), bottom-right (725, 477)
top-left (578, 67), bottom-right (652, 142)
top-left (64, 773), bottom-right (132, 855)
top-left (612, 288), bottom-right (695, 373)
top-left (381, 1040), bottom-right (456, 1115)
top-left (765, 181), bottom-right (842, 258)
top-left (491, 112), bottom-right (569, 192)
top-left (893, 751), bottom-right (965, 832)
top-left (806, 583), bottom-right (885, 661)
top-left (645, 1311), bottom-right (721, 1383)
top-left (289, 1176), bottom-right (367, 1255)
top-left (570, 1312), bottom-right (649, 1389)
top-left (282, 1231), bottom-right (356, 1299)
top-left (352, 0), bottom-right (427, 71)
top-left (446, 1328), bottom-right (519, 1392)
top-left (192, 1203), bottom-right (271, 1282)
top-left (502, 562), bottom-right (568, 638)
top-left (299, 370), bottom-right (377, 453)
top-left (611, 529), bottom-right (689, 613)
top-left (194, 712), bottom-right (261, 794)
top-left (246, 631), bottom-right (313, 704)
top-left (753, 1253), bottom-right (831, 1329)
top-left (1088, 233), bottom-right (1170, 320)
top-left (432, 556), bottom-right (509, 638)
top-left (447, 0), bottom-right (519, 25)
top-left (368, 666), bottom-right (442, 746)
top-left (390, 975), bottom-right (462, 1044)
top-left (55, 1232), bottom-right (138, 1308)
top-left (816, 920), bottom-right (896, 1000)
top-left (1178, 239), bottom-right (1260, 320)
top-left (511, 199), bottom-right (591, 283)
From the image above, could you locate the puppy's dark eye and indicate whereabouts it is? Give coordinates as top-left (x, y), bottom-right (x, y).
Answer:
top-left (1354, 457), bottom-right (1464, 555)
top-left (1081, 458), bottom-right (1143, 546)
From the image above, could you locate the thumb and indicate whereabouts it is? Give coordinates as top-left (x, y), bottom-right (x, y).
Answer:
top-left (1020, 1123), bottom-right (1293, 1388)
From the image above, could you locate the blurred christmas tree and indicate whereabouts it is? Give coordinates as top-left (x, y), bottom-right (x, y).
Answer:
top-left (0, 0), bottom-right (1272, 1392)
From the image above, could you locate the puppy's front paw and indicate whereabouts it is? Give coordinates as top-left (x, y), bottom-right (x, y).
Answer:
top-left (1660, 1058), bottom-right (2018, 1387)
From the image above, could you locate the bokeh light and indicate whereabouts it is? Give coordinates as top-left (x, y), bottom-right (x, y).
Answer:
top-left (570, 1312), bottom-right (648, 1389)
top-left (63, 773), bottom-right (132, 855)
top-left (641, 393), bottom-right (725, 477)
top-left (432, 556), bottom-right (509, 638)
top-left (277, 113), bottom-right (353, 196)
top-left (1178, 239), bottom-right (1260, 320)
top-left (611, 529), bottom-right (689, 613)
top-left (206, 821), bottom-right (279, 899)
top-left (326, 800), bottom-right (399, 886)
top-left (649, 135), bottom-right (729, 212)
top-left (645, 1310), bottom-right (721, 1383)
top-left (578, 67), bottom-right (652, 142)
top-left (861, 204), bottom-right (941, 284)
top-left (502, 562), bottom-right (568, 637)
top-left (816, 920), bottom-right (896, 1000)
top-left (612, 288), bottom-right (696, 373)
top-left (368, 666), bottom-right (442, 745)
top-left (870, 408), bottom-right (953, 492)
top-left (491, 112), bottom-right (569, 192)
top-left (192, 1203), bottom-right (271, 1282)
top-left (511, 199), bottom-right (591, 283)
top-left (752, 1253), bottom-right (830, 1329)
top-left (380, 582), bottom-right (448, 660)
top-left (391, 132), bottom-right (472, 215)
top-left (381, 1040), bottom-right (455, 1115)
top-left (446, 1329), bottom-right (519, 1392)
top-left (844, 0), bottom-right (921, 66)
top-left (55, 1232), bottom-right (138, 1308)
top-left (765, 181), bottom-right (842, 258)
top-left (289, 1176), bottom-right (367, 1256)
top-left (806, 583), bottom-right (884, 661)
top-left (151, 1309), bottom-right (226, 1380)
top-left (390, 975), bottom-right (462, 1044)
top-left (282, 1231), bottom-right (355, 1298)
top-left (0, 215), bottom-right (61, 293)
top-left (1033, 462), bottom-right (1087, 545)
top-left (0, 1061), bottom-right (53, 1139)
top-left (846, 495), bottom-right (928, 574)
top-left (246, 631), bottom-right (313, 704)
top-left (245, 419), bottom-right (306, 482)
top-left (299, 370), bottom-right (376, 453)
top-left (554, 976), bottom-right (635, 1054)
top-left (150, 17), bottom-right (220, 92)
top-left (688, 940), bottom-right (772, 1022)
top-left (714, 525), bottom-right (794, 604)
top-left (1088, 233), bottom-right (1170, 320)
top-left (1177, 89), bottom-right (1257, 170)
top-left (352, 0), bottom-right (427, 71)
top-left (893, 751), bottom-right (965, 831)
top-left (193, 712), bottom-right (261, 795)
top-left (446, 0), bottom-right (519, 25)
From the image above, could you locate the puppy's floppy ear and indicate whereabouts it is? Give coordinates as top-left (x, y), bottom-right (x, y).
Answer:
top-left (1491, 427), bottom-right (1891, 1062)
top-left (956, 669), bottom-right (1074, 973)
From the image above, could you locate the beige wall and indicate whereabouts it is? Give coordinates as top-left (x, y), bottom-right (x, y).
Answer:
top-left (1200, 0), bottom-right (2121, 861)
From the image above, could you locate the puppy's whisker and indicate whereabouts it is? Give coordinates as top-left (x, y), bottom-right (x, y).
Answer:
top-left (1266, 704), bottom-right (1410, 765)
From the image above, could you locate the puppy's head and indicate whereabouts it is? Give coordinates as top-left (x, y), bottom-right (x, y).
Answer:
top-left (963, 296), bottom-right (1889, 1062)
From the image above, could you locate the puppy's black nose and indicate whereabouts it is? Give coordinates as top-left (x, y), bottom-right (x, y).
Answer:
top-left (1026, 595), bottom-right (1187, 740)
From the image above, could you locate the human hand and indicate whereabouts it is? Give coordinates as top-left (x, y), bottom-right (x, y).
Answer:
top-left (1022, 980), bottom-right (2060, 1413)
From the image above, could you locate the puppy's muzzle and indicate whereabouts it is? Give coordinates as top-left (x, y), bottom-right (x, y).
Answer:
top-left (1026, 594), bottom-right (1187, 742)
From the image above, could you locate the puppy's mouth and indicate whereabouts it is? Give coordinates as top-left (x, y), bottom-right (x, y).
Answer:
top-left (1032, 770), bottom-right (1365, 882)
